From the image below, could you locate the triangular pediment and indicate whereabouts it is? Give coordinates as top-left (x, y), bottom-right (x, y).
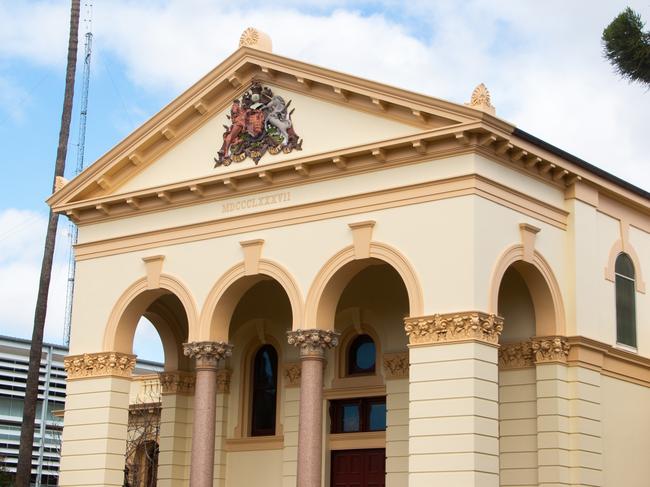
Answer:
top-left (49, 47), bottom-right (512, 219)
top-left (116, 85), bottom-right (425, 195)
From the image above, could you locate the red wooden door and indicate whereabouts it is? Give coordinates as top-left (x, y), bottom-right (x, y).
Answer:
top-left (331, 449), bottom-right (385, 487)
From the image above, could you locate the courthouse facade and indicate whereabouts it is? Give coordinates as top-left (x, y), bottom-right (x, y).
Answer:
top-left (50, 30), bottom-right (650, 487)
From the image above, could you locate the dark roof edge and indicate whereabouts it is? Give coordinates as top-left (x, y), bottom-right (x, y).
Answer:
top-left (513, 128), bottom-right (650, 201)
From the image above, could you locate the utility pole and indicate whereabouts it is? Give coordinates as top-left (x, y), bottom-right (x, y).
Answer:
top-left (15, 1), bottom-right (80, 485)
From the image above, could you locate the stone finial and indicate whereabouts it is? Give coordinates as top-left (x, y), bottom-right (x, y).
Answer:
top-left (239, 27), bottom-right (272, 52)
top-left (287, 329), bottom-right (340, 358)
top-left (466, 83), bottom-right (496, 115)
top-left (183, 341), bottom-right (233, 369)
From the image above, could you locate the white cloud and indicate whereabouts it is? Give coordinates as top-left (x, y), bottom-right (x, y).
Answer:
top-left (0, 209), bottom-right (69, 344)
top-left (91, 0), bottom-right (650, 190)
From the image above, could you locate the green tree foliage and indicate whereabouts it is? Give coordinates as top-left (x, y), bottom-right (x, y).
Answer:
top-left (602, 7), bottom-right (650, 86)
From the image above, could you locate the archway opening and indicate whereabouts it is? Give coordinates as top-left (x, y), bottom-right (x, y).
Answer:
top-left (326, 260), bottom-right (410, 486)
top-left (227, 278), bottom-right (292, 439)
top-left (496, 259), bottom-right (559, 486)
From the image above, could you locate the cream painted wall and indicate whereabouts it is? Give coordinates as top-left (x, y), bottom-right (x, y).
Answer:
top-left (225, 450), bottom-right (283, 487)
top-left (116, 86), bottom-right (420, 195)
top-left (601, 376), bottom-right (650, 486)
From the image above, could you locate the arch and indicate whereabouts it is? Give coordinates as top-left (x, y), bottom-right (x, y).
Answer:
top-left (489, 244), bottom-right (566, 336)
top-left (198, 259), bottom-right (303, 342)
top-left (605, 239), bottom-right (646, 293)
top-left (103, 274), bottom-right (199, 370)
top-left (305, 242), bottom-right (423, 331)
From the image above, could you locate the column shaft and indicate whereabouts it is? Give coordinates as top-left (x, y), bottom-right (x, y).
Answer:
top-left (183, 341), bottom-right (233, 487)
top-left (297, 356), bottom-right (325, 486)
top-left (287, 329), bottom-right (339, 487)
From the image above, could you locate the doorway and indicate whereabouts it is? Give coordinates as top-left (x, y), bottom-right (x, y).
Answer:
top-left (331, 448), bottom-right (385, 487)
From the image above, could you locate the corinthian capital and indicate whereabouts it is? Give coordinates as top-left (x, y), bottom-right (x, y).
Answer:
top-left (404, 311), bottom-right (503, 345)
top-left (183, 341), bottom-right (233, 369)
top-left (287, 329), bottom-right (339, 358)
top-left (531, 336), bottom-right (570, 363)
top-left (64, 351), bottom-right (137, 379)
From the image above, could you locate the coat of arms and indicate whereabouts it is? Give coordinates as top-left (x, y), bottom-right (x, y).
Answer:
top-left (215, 82), bottom-right (302, 166)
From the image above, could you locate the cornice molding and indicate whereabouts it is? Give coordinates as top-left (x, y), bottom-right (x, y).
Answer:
top-left (64, 351), bottom-right (136, 379)
top-left (404, 311), bottom-right (503, 346)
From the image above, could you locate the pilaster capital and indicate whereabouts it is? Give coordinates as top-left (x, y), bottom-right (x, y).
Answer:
top-left (383, 352), bottom-right (409, 379)
top-left (404, 311), bottom-right (503, 346)
top-left (183, 341), bottom-right (233, 369)
top-left (531, 336), bottom-right (570, 363)
top-left (283, 362), bottom-right (301, 387)
top-left (158, 371), bottom-right (196, 394)
top-left (64, 351), bottom-right (137, 379)
top-left (499, 341), bottom-right (535, 369)
top-left (215, 368), bottom-right (232, 393)
top-left (287, 329), bottom-right (340, 358)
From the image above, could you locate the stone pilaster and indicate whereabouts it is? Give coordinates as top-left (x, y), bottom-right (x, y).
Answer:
top-left (157, 371), bottom-right (195, 487)
top-left (405, 312), bottom-right (502, 487)
top-left (281, 362), bottom-right (301, 487)
top-left (183, 341), bottom-right (233, 487)
top-left (532, 336), bottom-right (571, 487)
top-left (59, 352), bottom-right (136, 487)
top-left (498, 342), bottom-right (538, 486)
top-left (287, 329), bottom-right (339, 487)
top-left (383, 352), bottom-right (409, 487)
top-left (214, 368), bottom-right (231, 487)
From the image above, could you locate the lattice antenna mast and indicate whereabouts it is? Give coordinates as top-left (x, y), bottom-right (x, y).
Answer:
top-left (64, 2), bottom-right (93, 345)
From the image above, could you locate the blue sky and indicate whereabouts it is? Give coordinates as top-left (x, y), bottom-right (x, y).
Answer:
top-left (1, 0), bottom-right (649, 362)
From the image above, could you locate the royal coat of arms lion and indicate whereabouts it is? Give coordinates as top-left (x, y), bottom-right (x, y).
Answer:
top-left (215, 82), bottom-right (302, 166)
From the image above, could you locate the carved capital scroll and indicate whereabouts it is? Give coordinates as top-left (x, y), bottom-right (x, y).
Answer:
top-left (183, 341), bottom-right (233, 369)
top-left (287, 329), bottom-right (340, 358)
top-left (404, 312), bottom-right (503, 346)
top-left (64, 351), bottom-right (137, 379)
top-left (499, 341), bottom-right (535, 369)
top-left (531, 336), bottom-right (570, 363)
top-left (383, 352), bottom-right (409, 379)
top-left (158, 371), bottom-right (196, 394)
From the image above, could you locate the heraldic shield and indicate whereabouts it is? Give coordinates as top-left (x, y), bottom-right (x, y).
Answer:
top-left (215, 82), bottom-right (303, 166)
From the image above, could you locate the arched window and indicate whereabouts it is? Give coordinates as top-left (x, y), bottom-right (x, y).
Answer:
top-left (347, 334), bottom-right (376, 375)
top-left (615, 253), bottom-right (637, 348)
top-left (251, 345), bottom-right (278, 436)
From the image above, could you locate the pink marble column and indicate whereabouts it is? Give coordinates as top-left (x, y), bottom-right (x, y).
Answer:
top-left (287, 329), bottom-right (339, 487)
top-left (183, 341), bottom-right (233, 487)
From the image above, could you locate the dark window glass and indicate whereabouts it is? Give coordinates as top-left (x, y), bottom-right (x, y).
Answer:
top-left (348, 334), bottom-right (376, 375)
top-left (330, 397), bottom-right (386, 433)
top-left (368, 400), bottom-right (387, 431)
top-left (615, 254), bottom-right (637, 347)
top-left (341, 403), bottom-right (361, 432)
top-left (251, 345), bottom-right (278, 436)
